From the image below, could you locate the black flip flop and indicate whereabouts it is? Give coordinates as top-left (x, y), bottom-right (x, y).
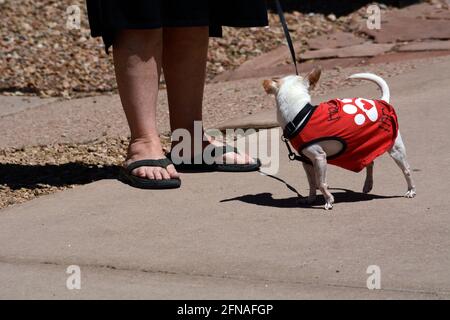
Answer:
top-left (120, 158), bottom-right (181, 189)
top-left (169, 145), bottom-right (261, 173)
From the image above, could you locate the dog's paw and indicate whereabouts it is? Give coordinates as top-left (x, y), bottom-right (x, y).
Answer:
top-left (405, 189), bottom-right (416, 198)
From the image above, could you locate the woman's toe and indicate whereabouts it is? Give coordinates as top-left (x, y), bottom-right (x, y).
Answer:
top-left (153, 168), bottom-right (163, 180)
top-left (145, 168), bottom-right (155, 180)
top-left (243, 153), bottom-right (256, 164)
top-left (130, 166), bottom-right (177, 181)
top-left (166, 164), bottom-right (180, 179)
top-left (224, 152), bottom-right (239, 164)
top-left (133, 168), bottom-right (147, 178)
top-left (161, 168), bottom-right (171, 180)
top-left (225, 152), bottom-right (255, 165)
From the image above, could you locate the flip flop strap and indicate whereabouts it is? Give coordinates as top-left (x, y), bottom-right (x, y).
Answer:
top-left (168, 145), bottom-right (239, 164)
top-left (126, 158), bottom-right (173, 173)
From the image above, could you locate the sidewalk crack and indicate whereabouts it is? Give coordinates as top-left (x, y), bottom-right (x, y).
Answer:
top-left (1, 256), bottom-right (448, 297)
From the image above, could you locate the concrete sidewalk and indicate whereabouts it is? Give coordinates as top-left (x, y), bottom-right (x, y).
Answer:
top-left (1, 58), bottom-right (450, 299)
top-left (0, 96), bottom-right (57, 118)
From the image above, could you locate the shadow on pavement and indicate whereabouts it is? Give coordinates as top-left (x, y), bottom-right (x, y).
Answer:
top-left (0, 163), bottom-right (121, 189)
top-left (221, 188), bottom-right (402, 209)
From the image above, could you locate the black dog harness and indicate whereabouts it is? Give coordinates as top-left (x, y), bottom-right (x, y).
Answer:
top-left (281, 103), bottom-right (317, 164)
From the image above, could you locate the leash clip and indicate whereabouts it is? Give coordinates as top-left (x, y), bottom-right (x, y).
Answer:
top-left (281, 135), bottom-right (297, 161)
top-left (288, 152), bottom-right (297, 161)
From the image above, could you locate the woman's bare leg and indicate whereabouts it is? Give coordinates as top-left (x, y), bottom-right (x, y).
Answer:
top-left (162, 27), bottom-right (254, 164)
top-left (113, 29), bottom-right (179, 180)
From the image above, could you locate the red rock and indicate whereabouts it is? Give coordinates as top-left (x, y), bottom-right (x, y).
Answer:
top-left (307, 31), bottom-right (366, 50)
top-left (213, 41), bottom-right (306, 82)
top-left (301, 43), bottom-right (394, 60)
top-left (368, 50), bottom-right (450, 64)
top-left (231, 41), bottom-right (304, 74)
top-left (394, 3), bottom-right (450, 20)
top-left (360, 2), bottom-right (450, 43)
top-left (398, 40), bottom-right (450, 52)
top-left (213, 57), bottom-right (364, 82)
top-left (364, 16), bottom-right (450, 43)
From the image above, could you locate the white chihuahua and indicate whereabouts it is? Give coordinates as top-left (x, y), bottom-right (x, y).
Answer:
top-left (263, 68), bottom-right (416, 210)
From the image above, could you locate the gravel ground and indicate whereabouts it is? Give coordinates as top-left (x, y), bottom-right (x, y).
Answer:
top-left (0, 0), bottom-right (374, 98)
top-left (0, 136), bottom-right (173, 209)
top-left (0, 138), bottom-right (123, 209)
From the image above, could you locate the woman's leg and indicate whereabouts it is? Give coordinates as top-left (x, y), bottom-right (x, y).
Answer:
top-left (163, 27), bottom-right (207, 137)
top-left (113, 29), bottom-right (179, 180)
top-left (162, 27), bottom-right (255, 164)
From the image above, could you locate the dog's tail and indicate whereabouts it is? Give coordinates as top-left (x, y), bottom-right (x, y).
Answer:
top-left (348, 73), bottom-right (390, 103)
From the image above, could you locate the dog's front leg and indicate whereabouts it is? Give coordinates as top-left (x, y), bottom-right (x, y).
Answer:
top-left (302, 145), bottom-right (335, 210)
top-left (299, 163), bottom-right (317, 205)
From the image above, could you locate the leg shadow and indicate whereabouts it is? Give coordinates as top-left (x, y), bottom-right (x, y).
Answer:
top-left (0, 163), bottom-right (121, 189)
top-left (221, 189), bottom-right (402, 209)
top-left (221, 172), bottom-right (402, 209)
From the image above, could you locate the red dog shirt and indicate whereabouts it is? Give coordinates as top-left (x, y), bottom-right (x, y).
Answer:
top-left (289, 98), bottom-right (399, 172)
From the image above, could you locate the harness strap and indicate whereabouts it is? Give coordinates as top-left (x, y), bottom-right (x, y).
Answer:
top-left (283, 103), bottom-right (316, 139)
top-left (282, 102), bottom-right (317, 164)
top-left (275, 0), bottom-right (299, 75)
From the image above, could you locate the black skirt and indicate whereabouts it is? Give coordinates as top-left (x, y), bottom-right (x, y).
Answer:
top-left (86, 0), bottom-right (269, 52)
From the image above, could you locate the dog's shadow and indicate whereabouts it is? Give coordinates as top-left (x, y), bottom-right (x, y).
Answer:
top-left (221, 173), bottom-right (402, 209)
top-left (0, 163), bottom-right (121, 189)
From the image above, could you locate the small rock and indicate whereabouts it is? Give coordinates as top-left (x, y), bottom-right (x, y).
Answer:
top-left (327, 14), bottom-right (337, 21)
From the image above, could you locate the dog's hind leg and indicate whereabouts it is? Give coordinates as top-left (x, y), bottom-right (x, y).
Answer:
top-left (388, 132), bottom-right (416, 198)
top-left (363, 162), bottom-right (374, 194)
top-left (299, 163), bottom-right (318, 205)
top-left (302, 145), bottom-right (335, 210)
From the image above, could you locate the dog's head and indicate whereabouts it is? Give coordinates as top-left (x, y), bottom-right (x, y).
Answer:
top-left (263, 67), bottom-right (322, 126)
top-left (263, 67), bottom-right (322, 100)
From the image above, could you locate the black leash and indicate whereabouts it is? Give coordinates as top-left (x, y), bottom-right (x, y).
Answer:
top-left (275, 0), bottom-right (313, 163)
top-left (275, 0), bottom-right (299, 75)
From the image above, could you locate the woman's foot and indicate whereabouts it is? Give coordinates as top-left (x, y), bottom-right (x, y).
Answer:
top-left (208, 139), bottom-right (257, 165)
top-left (125, 136), bottom-right (180, 180)
top-left (170, 135), bottom-right (258, 166)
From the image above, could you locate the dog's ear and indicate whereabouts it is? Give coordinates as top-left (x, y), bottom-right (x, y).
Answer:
top-left (263, 79), bottom-right (279, 95)
top-left (305, 67), bottom-right (322, 90)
